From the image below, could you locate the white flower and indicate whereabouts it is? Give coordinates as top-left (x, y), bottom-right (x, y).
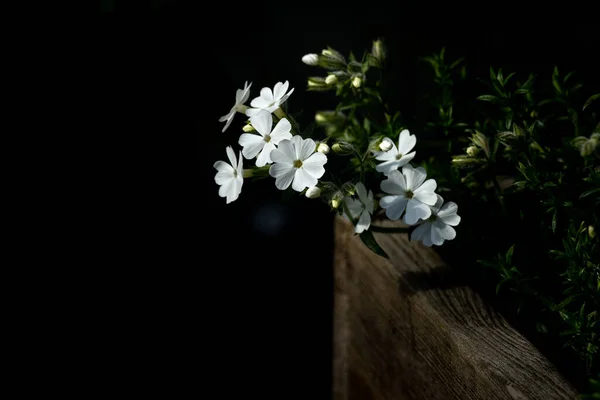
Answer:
top-left (305, 186), bottom-right (321, 199)
top-left (411, 195), bottom-right (461, 246)
top-left (325, 75), bottom-right (338, 85)
top-left (352, 76), bottom-right (362, 88)
top-left (374, 130), bottom-right (417, 175)
top-left (245, 81), bottom-right (295, 116)
top-left (269, 135), bottom-right (327, 192)
top-left (214, 146), bottom-right (244, 204)
top-left (344, 182), bottom-right (374, 234)
top-left (238, 110), bottom-right (292, 167)
top-left (302, 54), bottom-right (319, 66)
top-left (380, 164), bottom-right (438, 224)
top-left (218, 81), bottom-right (252, 133)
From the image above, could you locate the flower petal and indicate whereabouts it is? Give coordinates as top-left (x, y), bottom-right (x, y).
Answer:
top-left (430, 224), bottom-right (446, 246)
top-left (397, 129), bottom-right (416, 154)
top-left (218, 110), bottom-right (234, 122)
top-left (380, 170), bottom-right (406, 195)
top-left (380, 195), bottom-right (408, 221)
top-left (412, 179), bottom-right (438, 205)
top-left (213, 160), bottom-right (234, 173)
top-left (271, 139), bottom-right (295, 163)
top-left (402, 164), bottom-right (426, 190)
top-left (256, 142), bottom-right (276, 167)
top-left (270, 164), bottom-right (295, 190)
top-left (269, 118), bottom-right (292, 143)
top-left (344, 197), bottom-right (363, 218)
top-left (396, 151), bottom-right (416, 168)
top-left (296, 137), bottom-right (316, 161)
top-left (214, 171), bottom-right (233, 185)
top-left (355, 182), bottom-right (368, 204)
top-left (250, 110), bottom-right (272, 136)
top-left (273, 81), bottom-right (289, 101)
top-left (366, 190), bottom-right (374, 214)
top-left (434, 220), bottom-right (456, 240)
top-left (244, 108), bottom-right (262, 117)
top-left (237, 151), bottom-right (244, 174)
top-left (355, 210), bottom-right (371, 234)
top-left (404, 199), bottom-right (432, 225)
top-left (225, 146), bottom-right (237, 167)
top-left (438, 202), bottom-right (461, 226)
top-left (411, 222), bottom-right (431, 244)
top-left (238, 134), bottom-right (265, 159)
top-left (292, 168), bottom-right (317, 192)
top-left (376, 160), bottom-right (401, 175)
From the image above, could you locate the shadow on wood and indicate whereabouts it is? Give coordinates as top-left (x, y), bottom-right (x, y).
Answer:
top-left (333, 216), bottom-right (578, 400)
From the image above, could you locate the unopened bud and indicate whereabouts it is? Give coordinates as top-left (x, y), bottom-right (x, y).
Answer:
top-left (342, 182), bottom-right (356, 196)
top-left (322, 49), bottom-right (333, 57)
top-left (331, 198), bottom-right (341, 209)
top-left (325, 74), bottom-right (338, 85)
top-left (305, 186), bottom-right (321, 199)
top-left (315, 113), bottom-right (327, 123)
top-left (372, 39), bottom-right (386, 61)
top-left (317, 142), bottom-right (330, 154)
top-left (379, 138), bottom-right (393, 152)
top-left (302, 53), bottom-right (319, 66)
top-left (352, 76), bottom-right (362, 88)
top-left (242, 124), bottom-right (255, 133)
top-left (589, 225), bottom-right (596, 239)
top-left (243, 169), bottom-right (254, 178)
top-left (466, 146), bottom-right (479, 157)
top-left (332, 142), bottom-right (354, 155)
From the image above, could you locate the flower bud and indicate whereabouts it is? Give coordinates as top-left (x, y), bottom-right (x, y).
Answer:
top-left (325, 74), bottom-right (338, 85)
top-left (379, 138), bottom-right (393, 152)
top-left (315, 113), bottom-right (327, 123)
top-left (302, 53), bottom-right (319, 66)
top-left (372, 39), bottom-right (386, 62)
top-left (332, 142), bottom-right (354, 155)
top-left (331, 197), bottom-right (342, 209)
top-left (589, 225), bottom-right (596, 239)
top-left (342, 182), bottom-right (356, 196)
top-left (466, 146), bottom-right (479, 157)
top-left (352, 76), bottom-right (362, 88)
top-left (242, 124), bottom-right (255, 133)
top-left (305, 186), bottom-right (321, 199)
top-left (317, 142), bottom-right (330, 154)
top-left (322, 49), bottom-right (333, 57)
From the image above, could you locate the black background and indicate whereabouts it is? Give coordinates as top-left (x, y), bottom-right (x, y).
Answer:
top-left (92, 2), bottom-right (598, 397)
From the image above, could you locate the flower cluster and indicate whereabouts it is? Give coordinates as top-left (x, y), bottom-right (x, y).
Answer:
top-left (214, 40), bottom-right (461, 250)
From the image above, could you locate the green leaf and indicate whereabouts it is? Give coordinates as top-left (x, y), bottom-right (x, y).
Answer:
top-left (359, 230), bottom-right (389, 259)
top-left (580, 188), bottom-right (600, 199)
top-left (552, 66), bottom-right (562, 94)
top-left (505, 244), bottom-right (515, 264)
top-left (503, 72), bottom-right (516, 85)
top-left (490, 67), bottom-right (496, 81)
top-left (583, 93), bottom-right (600, 111)
top-left (477, 95), bottom-right (497, 102)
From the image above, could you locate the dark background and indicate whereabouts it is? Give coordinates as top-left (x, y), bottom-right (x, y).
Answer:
top-left (92, 2), bottom-right (598, 397)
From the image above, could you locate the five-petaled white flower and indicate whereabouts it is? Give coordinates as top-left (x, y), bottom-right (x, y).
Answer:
top-left (269, 135), bottom-right (327, 192)
top-left (246, 81), bottom-right (295, 116)
top-left (380, 164), bottom-right (437, 224)
top-left (374, 129), bottom-right (417, 175)
top-left (219, 81), bottom-right (252, 133)
top-left (411, 194), bottom-right (461, 246)
top-left (214, 146), bottom-right (244, 204)
top-left (238, 110), bottom-right (292, 167)
top-left (344, 182), bottom-right (375, 234)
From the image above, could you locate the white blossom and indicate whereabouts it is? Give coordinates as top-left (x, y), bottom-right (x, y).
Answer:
top-left (214, 146), bottom-right (244, 204)
top-left (218, 81), bottom-right (252, 132)
top-left (344, 182), bottom-right (375, 234)
top-left (411, 195), bottom-right (461, 246)
top-left (238, 110), bottom-right (292, 167)
top-left (380, 164), bottom-right (437, 224)
top-left (317, 142), bottom-right (330, 154)
top-left (269, 136), bottom-right (327, 192)
top-left (374, 130), bottom-right (416, 175)
top-left (379, 137), bottom-right (393, 152)
top-left (245, 81), bottom-right (295, 116)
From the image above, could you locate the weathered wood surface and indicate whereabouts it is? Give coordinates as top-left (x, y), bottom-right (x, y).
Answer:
top-left (333, 215), bottom-right (578, 400)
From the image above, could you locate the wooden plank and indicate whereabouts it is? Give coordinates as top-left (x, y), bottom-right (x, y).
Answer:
top-left (332, 215), bottom-right (578, 400)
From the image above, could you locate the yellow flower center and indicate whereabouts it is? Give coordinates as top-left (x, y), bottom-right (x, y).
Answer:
top-left (396, 153), bottom-right (403, 160)
top-left (293, 160), bottom-right (303, 168)
top-left (405, 190), bottom-right (413, 199)
top-left (264, 134), bottom-right (271, 143)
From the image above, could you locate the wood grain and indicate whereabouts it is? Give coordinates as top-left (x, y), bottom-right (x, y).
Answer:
top-left (333, 215), bottom-right (578, 400)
